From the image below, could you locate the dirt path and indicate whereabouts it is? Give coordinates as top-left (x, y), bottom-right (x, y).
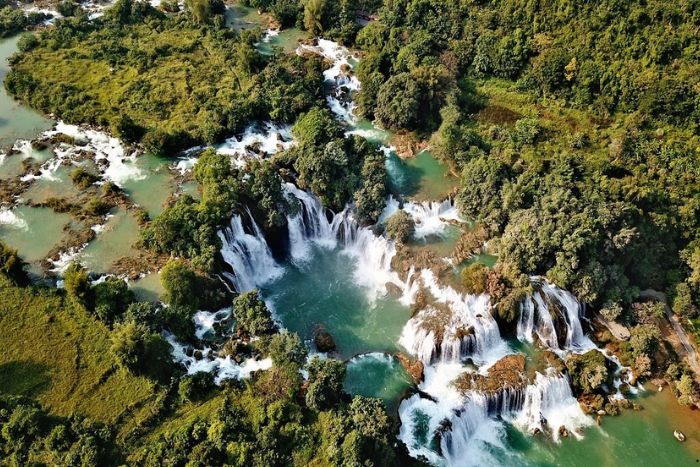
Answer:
top-left (640, 289), bottom-right (700, 381)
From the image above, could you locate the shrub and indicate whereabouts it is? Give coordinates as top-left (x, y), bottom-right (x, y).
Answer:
top-left (178, 372), bottom-right (215, 402)
top-left (461, 263), bottom-right (489, 295)
top-left (384, 211), bottom-right (414, 244)
top-left (305, 357), bottom-right (346, 410)
top-left (232, 290), bottom-right (276, 337)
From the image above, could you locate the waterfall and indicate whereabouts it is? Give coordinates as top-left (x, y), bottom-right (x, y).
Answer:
top-left (284, 183), bottom-right (399, 299)
top-left (399, 365), bottom-right (593, 466)
top-left (517, 280), bottom-right (595, 353)
top-left (510, 370), bottom-right (594, 441)
top-left (218, 210), bottom-right (283, 292)
top-left (379, 195), bottom-right (462, 240)
top-left (399, 270), bottom-right (508, 366)
top-left (298, 39), bottom-right (360, 122)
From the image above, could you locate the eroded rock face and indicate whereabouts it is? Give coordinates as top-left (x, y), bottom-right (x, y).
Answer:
top-left (314, 327), bottom-right (336, 352)
top-left (396, 352), bottom-right (424, 383)
top-left (453, 354), bottom-right (529, 394)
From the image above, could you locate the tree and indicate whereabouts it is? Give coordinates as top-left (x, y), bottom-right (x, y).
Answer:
top-left (599, 301), bottom-right (623, 322)
top-left (384, 211), bottom-right (414, 244)
top-left (0, 241), bottom-right (27, 285)
top-left (292, 107), bottom-right (343, 146)
top-left (266, 332), bottom-right (308, 369)
top-left (629, 324), bottom-right (661, 358)
top-left (110, 320), bottom-right (172, 379)
top-left (63, 263), bottom-right (90, 304)
top-left (92, 277), bottom-right (135, 324)
top-left (374, 73), bottom-right (421, 130)
top-left (233, 290), bottom-right (276, 336)
top-left (461, 263), bottom-right (488, 295)
top-left (672, 282), bottom-right (698, 319)
top-left (305, 357), bottom-right (346, 410)
top-left (161, 260), bottom-right (200, 310)
top-left (303, 0), bottom-right (325, 35)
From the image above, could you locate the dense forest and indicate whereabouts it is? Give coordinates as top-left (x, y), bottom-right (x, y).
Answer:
top-left (1, 0), bottom-right (700, 464)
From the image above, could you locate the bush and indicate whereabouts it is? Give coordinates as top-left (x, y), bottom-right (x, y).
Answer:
top-left (92, 276), bottom-right (135, 324)
top-left (672, 282), bottom-right (698, 318)
top-left (461, 263), bottom-right (489, 295)
top-left (63, 263), bottom-right (90, 304)
top-left (305, 357), bottom-right (346, 410)
top-left (0, 241), bottom-right (28, 285)
top-left (70, 168), bottom-right (99, 189)
top-left (384, 211), bottom-right (414, 244)
top-left (110, 320), bottom-right (172, 380)
top-left (161, 260), bottom-right (200, 310)
top-left (629, 324), bottom-right (661, 358)
top-left (599, 301), bottom-right (623, 322)
top-left (265, 332), bottom-right (308, 370)
top-left (178, 372), bottom-right (215, 402)
top-left (232, 290), bottom-right (276, 336)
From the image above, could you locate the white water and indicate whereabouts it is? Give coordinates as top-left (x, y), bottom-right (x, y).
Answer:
top-left (284, 183), bottom-right (399, 300)
top-left (21, 122), bottom-right (145, 186)
top-left (517, 280), bottom-right (596, 353)
top-left (218, 210), bottom-right (283, 293)
top-left (298, 39), bottom-right (360, 123)
top-left (399, 269), bottom-right (509, 366)
top-left (0, 207), bottom-right (28, 231)
top-left (166, 333), bottom-right (272, 385)
top-left (380, 195), bottom-right (462, 240)
top-left (217, 122), bottom-right (294, 167)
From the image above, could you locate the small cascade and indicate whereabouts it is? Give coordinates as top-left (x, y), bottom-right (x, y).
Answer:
top-left (517, 280), bottom-right (596, 353)
top-left (298, 39), bottom-right (360, 122)
top-left (510, 370), bottom-right (594, 441)
top-left (284, 183), bottom-right (399, 298)
top-left (217, 122), bottom-right (294, 167)
top-left (399, 270), bottom-right (508, 366)
top-left (218, 210), bottom-right (283, 292)
top-left (379, 195), bottom-right (462, 240)
top-left (401, 366), bottom-right (594, 466)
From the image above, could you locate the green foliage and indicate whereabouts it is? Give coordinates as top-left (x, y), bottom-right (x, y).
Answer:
top-left (63, 262), bottom-right (90, 304)
top-left (178, 372), bottom-right (215, 402)
top-left (291, 111), bottom-right (386, 212)
top-left (566, 350), bottom-right (609, 395)
top-left (0, 241), bottom-right (28, 285)
top-left (160, 259), bottom-right (200, 311)
top-left (232, 290), bottom-right (276, 336)
top-left (628, 324), bottom-right (661, 359)
top-left (375, 72), bottom-right (421, 130)
top-left (599, 301), bottom-right (623, 322)
top-left (265, 332), bottom-right (308, 370)
top-left (70, 167), bottom-right (99, 189)
top-left (460, 263), bottom-right (488, 295)
top-left (0, 7), bottom-right (48, 38)
top-left (0, 395), bottom-right (115, 466)
top-left (92, 276), bottom-right (135, 324)
top-left (5, 5), bottom-right (323, 152)
top-left (305, 357), bottom-right (346, 410)
top-left (671, 282), bottom-right (698, 319)
top-left (110, 320), bottom-right (173, 380)
top-left (384, 210), bottom-right (414, 244)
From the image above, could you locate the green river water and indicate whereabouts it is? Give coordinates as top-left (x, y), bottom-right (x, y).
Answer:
top-left (1, 15), bottom-right (699, 466)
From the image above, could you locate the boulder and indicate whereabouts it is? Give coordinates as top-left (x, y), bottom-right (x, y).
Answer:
top-left (397, 352), bottom-right (424, 383)
top-left (314, 327), bottom-right (336, 352)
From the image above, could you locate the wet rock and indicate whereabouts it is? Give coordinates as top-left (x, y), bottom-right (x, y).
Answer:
top-left (559, 426), bottom-right (569, 438)
top-left (193, 350), bottom-right (203, 360)
top-left (396, 352), bottom-right (424, 383)
top-left (314, 326), bottom-right (336, 352)
top-left (385, 282), bottom-right (404, 298)
top-left (453, 354), bottom-right (528, 394)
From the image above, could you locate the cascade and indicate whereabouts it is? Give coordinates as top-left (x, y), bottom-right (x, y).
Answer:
top-left (399, 270), bottom-right (508, 366)
top-left (218, 210), bottom-right (283, 293)
top-left (517, 280), bottom-right (596, 352)
top-left (379, 195), bottom-right (462, 239)
top-left (284, 183), bottom-right (399, 298)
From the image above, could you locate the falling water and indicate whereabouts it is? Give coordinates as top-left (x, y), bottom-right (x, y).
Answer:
top-left (218, 210), bottom-right (283, 292)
